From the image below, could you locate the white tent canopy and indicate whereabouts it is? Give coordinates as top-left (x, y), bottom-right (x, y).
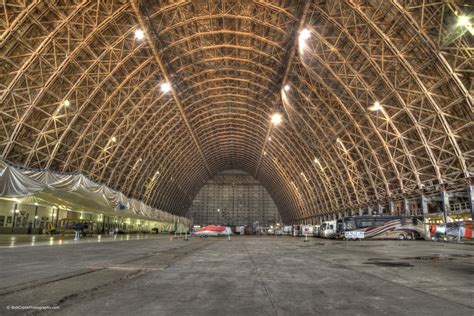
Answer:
top-left (0, 160), bottom-right (187, 225)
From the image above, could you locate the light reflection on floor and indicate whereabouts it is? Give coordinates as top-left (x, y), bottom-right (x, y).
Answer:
top-left (0, 234), bottom-right (160, 248)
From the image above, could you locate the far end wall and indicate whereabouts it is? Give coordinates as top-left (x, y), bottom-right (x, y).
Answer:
top-left (188, 170), bottom-right (282, 226)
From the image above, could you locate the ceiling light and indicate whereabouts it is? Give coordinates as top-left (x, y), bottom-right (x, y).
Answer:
top-left (268, 136), bottom-right (272, 141)
top-left (283, 84), bottom-right (290, 92)
top-left (111, 136), bottom-right (117, 142)
top-left (134, 29), bottom-right (144, 40)
top-left (63, 99), bottom-right (70, 107)
top-left (271, 113), bottom-right (282, 125)
top-left (368, 101), bottom-right (382, 111)
top-left (299, 28), bottom-right (311, 41)
top-left (458, 15), bottom-right (470, 27)
top-left (160, 82), bottom-right (171, 93)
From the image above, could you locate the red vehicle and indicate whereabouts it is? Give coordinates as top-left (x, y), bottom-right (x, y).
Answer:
top-left (192, 225), bottom-right (233, 237)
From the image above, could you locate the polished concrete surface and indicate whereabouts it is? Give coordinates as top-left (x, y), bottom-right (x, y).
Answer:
top-left (0, 233), bottom-right (161, 248)
top-left (0, 235), bottom-right (472, 315)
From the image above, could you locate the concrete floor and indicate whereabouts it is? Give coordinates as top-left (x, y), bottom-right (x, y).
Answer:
top-left (0, 236), bottom-right (472, 315)
top-left (0, 233), bottom-right (160, 248)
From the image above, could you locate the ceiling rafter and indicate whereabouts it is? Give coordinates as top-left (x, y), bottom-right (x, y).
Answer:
top-left (1, 0), bottom-right (472, 221)
top-left (254, 1), bottom-right (311, 178)
top-left (131, 0), bottom-right (212, 178)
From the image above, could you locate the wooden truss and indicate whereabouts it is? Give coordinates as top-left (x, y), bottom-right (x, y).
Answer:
top-left (1, 0), bottom-right (472, 222)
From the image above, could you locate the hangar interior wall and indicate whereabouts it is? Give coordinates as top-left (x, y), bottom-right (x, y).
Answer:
top-left (189, 170), bottom-right (282, 226)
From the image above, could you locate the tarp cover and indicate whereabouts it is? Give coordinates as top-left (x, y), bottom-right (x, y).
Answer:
top-left (0, 160), bottom-right (186, 224)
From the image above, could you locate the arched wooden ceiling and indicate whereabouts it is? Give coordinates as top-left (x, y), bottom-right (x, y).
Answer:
top-left (1, 0), bottom-right (472, 222)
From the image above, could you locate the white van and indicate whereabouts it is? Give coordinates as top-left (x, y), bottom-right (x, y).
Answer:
top-left (320, 220), bottom-right (337, 238)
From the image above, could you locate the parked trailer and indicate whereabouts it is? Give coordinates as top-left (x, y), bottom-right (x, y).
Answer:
top-left (292, 225), bottom-right (301, 237)
top-left (313, 225), bottom-right (321, 237)
top-left (274, 228), bottom-right (283, 235)
top-left (336, 216), bottom-right (425, 240)
top-left (300, 225), bottom-right (315, 237)
top-left (282, 226), bottom-right (293, 235)
top-left (234, 226), bottom-right (245, 235)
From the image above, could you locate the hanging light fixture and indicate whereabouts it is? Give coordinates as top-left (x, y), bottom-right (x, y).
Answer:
top-left (160, 82), bottom-right (171, 93)
top-left (368, 101), bottom-right (382, 112)
top-left (271, 113), bottom-right (282, 125)
top-left (134, 29), bottom-right (145, 40)
top-left (299, 28), bottom-right (311, 41)
top-left (458, 15), bottom-right (470, 27)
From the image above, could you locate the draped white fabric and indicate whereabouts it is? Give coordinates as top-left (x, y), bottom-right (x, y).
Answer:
top-left (0, 160), bottom-right (186, 224)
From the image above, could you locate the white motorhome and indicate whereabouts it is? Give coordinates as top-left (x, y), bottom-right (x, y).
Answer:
top-left (300, 225), bottom-right (315, 237)
top-left (235, 226), bottom-right (245, 235)
top-left (320, 220), bottom-right (337, 238)
top-left (313, 225), bottom-right (321, 237)
top-left (292, 225), bottom-right (301, 237)
top-left (282, 225), bottom-right (293, 235)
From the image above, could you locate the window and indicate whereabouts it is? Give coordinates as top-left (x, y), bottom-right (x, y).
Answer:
top-left (344, 219), bottom-right (356, 230)
top-left (356, 219), bottom-right (374, 228)
top-left (375, 219), bottom-right (387, 226)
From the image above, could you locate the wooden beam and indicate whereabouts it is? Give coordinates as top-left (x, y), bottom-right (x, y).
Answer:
top-left (130, 0), bottom-right (213, 178)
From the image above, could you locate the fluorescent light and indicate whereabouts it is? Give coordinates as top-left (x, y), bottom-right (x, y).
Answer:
top-left (458, 15), bottom-right (470, 27)
top-left (134, 29), bottom-right (144, 40)
top-left (299, 28), bottom-right (311, 41)
top-left (271, 113), bottom-right (282, 125)
top-left (161, 82), bottom-right (171, 93)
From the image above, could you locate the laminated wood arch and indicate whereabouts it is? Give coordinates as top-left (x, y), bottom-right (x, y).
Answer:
top-left (1, 0), bottom-right (472, 222)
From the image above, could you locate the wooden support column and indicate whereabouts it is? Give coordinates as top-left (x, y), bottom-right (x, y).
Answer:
top-left (468, 184), bottom-right (474, 221)
top-left (403, 198), bottom-right (410, 215)
top-left (420, 194), bottom-right (429, 240)
top-left (440, 190), bottom-right (449, 224)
